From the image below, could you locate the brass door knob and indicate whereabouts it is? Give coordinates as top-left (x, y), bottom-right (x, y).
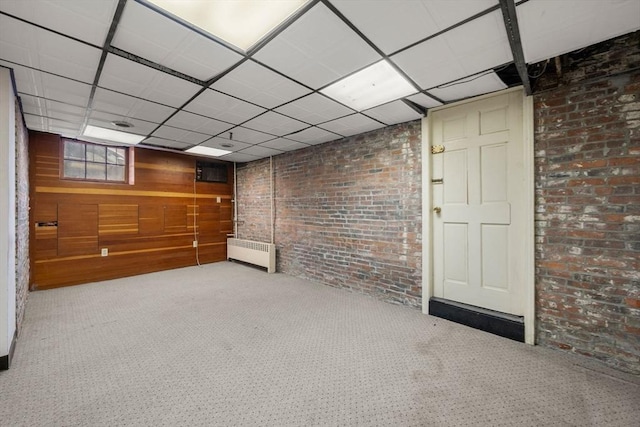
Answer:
top-left (433, 207), bottom-right (441, 214)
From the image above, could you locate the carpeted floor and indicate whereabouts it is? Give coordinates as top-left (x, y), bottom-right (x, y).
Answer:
top-left (1, 262), bottom-right (638, 426)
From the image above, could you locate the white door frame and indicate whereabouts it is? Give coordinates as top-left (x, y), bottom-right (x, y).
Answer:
top-left (421, 87), bottom-right (535, 344)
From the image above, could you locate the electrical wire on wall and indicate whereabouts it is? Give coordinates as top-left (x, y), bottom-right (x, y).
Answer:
top-left (193, 178), bottom-right (201, 267)
top-left (233, 162), bottom-right (238, 238)
top-left (270, 156), bottom-right (274, 245)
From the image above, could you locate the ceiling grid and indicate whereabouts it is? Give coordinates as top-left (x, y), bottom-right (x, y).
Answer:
top-left (0, 0), bottom-right (638, 162)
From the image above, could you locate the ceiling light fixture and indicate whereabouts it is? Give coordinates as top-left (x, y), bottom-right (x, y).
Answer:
top-left (111, 120), bottom-right (133, 128)
top-left (146, 0), bottom-right (308, 51)
top-left (185, 146), bottom-right (232, 157)
top-left (82, 125), bottom-right (145, 145)
top-left (321, 60), bottom-right (417, 111)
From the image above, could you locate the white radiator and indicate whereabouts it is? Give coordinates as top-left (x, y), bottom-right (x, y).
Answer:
top-left (227, 238), bottom-right (276, 273)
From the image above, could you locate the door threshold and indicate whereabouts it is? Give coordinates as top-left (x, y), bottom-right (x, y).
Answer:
top-left (429, 297), bottom-right (524, 342)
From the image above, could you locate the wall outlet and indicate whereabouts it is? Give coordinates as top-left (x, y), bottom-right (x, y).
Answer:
top-left (192, 241), bottom-right (198, 248)
top-left (101, 248), bottom-right (108, 257)
top-left (216, 196), bottom-right (221, 203)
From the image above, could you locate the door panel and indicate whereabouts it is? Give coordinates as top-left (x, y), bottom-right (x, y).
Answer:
top-left (432, 91), bottom-right (525, 315)
top-left (444, 223), bottom-right (468, 285)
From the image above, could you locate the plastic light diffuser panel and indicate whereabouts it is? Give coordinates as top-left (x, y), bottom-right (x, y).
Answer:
top-left (185, 146), bottom-right (231, 157)
top-left (321, 60), bottom-right (416, 112)
top-left (83, 125), bottom-right (145, 145)
top-left (145, 0), bottom-right (308, 51)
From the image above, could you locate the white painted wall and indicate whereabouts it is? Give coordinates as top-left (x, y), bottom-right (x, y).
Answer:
top-left (0, 67), bottom-right (17, 360)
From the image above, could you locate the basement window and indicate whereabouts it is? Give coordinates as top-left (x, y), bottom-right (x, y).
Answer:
top-left (62, 140), bottom-right (128, 183)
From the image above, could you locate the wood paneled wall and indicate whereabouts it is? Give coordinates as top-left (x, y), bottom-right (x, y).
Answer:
top-left (29, 131), bottom-right (234, 289)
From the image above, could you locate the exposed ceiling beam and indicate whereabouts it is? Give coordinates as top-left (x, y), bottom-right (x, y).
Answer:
top-left (499, 0), bottom-right (532, 95)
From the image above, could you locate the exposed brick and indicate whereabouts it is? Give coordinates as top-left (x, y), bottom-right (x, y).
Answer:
top-left (534, 31), bottom-right (640, 375)
top-left (237, 121), bottom-right (422, 309)
top-left (14, 99), bottom-right (29, 334)
top-left (237, 31), bottom-right (640, 375)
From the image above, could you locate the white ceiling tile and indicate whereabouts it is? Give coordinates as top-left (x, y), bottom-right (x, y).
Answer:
top-left (243, 112), bottom-right (308, 136)
top-left (2, 61), bottom-right (42, 96)
top-left (92, 88), bottom-right (176, 124)
top-left (151, 125), bottom-right (210, 145)
top-left (99, 54), bottom-right (201, 107)
top-left (7, 63), bottom-right (92, 107)
top-left (184, 89), bottom-right (265, 124)
top-left (212, 60), bottom-right (311, 108)
top-left (321, 59), bottom-right (418, 111)
top-left (284, 126), bottom-right (342, 144)
top-left (39, 74), bottom-right (92, 107)
top-left (0, 14), bottom-right (101, 83)
top-left (142, 137), bottom-right (192, 150)
top-left (517, 0), bottom-right (640, 64)
top-left (0, 0), bottom-right (119, 47)
top-left (51, 112), bottom-right (85, 128)
top-left (88, 111), bottom-right (159, 136)
top-left (363, 101), bottom-right (423, 125)
top-left (392, 10), bottom-right (512, 90)
top-left (113, 0), bottom-right (243, 81)
top-left (201, 137), bottom-right (253, 152)
top-left (21, 94), bottom-right (85, 125)
top-left (253, 2), bottom-right (381, 89)
top-left (44, 117), bottom-right (82, 137)
top-left (18, 94), bottom-right (46, 116)
top-left (24, 114), bottom-right (46, 131)
top-left (164, 111), bottom-right (234, 136)
top-left (319, 114), bottom-right (385, 137)
top-left (274, 93), bottom-right (354, 124)
top-left (406, 93), bottom-right (443, 109)
top-left (23, 113), bottom-right (47, 131)
top-left (428, 71), bottom-right (507, 102)
top-left (332, 0), bottom-right (497, 54)
top-left (44, 99), bottom-right (87, 117)
top-left (239, 145), bottom-right (284, 157)
top-left (259, 138), bottom-right (309, 151)
top-left (218, 152), bottom-right (262, 163)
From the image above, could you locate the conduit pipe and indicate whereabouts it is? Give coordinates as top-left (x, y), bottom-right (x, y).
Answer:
top-left (233, 162), bottom-right (238, 238)
top-left (270, 156), bottom-right (274, 245)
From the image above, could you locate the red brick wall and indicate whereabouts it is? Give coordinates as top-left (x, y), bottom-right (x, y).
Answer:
top-left (236, 121), bottom-right (422, 307)
top-left (534, 32), bottom-right (640, 374)
top-left (237, 31), bottom-right (639, 374)
top-left (236, 158), bottom-right (272, 243)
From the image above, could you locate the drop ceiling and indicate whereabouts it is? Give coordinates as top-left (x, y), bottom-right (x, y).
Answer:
top-left (1, 0), bottom-right (638, 162)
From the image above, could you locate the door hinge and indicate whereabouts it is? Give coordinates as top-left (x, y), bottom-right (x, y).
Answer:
top-left (431, 145), bottom-right (445, 154)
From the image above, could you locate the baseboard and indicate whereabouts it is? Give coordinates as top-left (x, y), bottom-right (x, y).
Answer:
top-left (429, 297), bottom-right (525, 342)
top-left (0, 330), bottom-right (17, 370)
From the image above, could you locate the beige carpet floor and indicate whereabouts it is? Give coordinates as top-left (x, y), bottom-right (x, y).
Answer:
top-left (1, 262), bottom-right (638, 426)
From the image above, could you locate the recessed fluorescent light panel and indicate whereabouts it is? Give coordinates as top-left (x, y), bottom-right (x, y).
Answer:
top-left (185, 146), bottom-right (232, 157)
top-left (146, 0), bottom-right (308, 51)
top-left (82, 125), bottom-right (145, 145)
top-left (321, 60), bottom-right (417, 111)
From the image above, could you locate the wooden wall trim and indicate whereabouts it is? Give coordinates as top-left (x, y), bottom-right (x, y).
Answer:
top-left (36, 186), bottom-right (232, 200)
top-left (34, 241), bottom-right (226, 264)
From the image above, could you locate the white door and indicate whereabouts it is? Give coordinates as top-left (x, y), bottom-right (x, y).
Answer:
top-left (431, 90), bottom-right (526, 316)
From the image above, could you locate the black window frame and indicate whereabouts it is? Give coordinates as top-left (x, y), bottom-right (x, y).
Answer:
top-left (61, 139), bottom-right (129, 184)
